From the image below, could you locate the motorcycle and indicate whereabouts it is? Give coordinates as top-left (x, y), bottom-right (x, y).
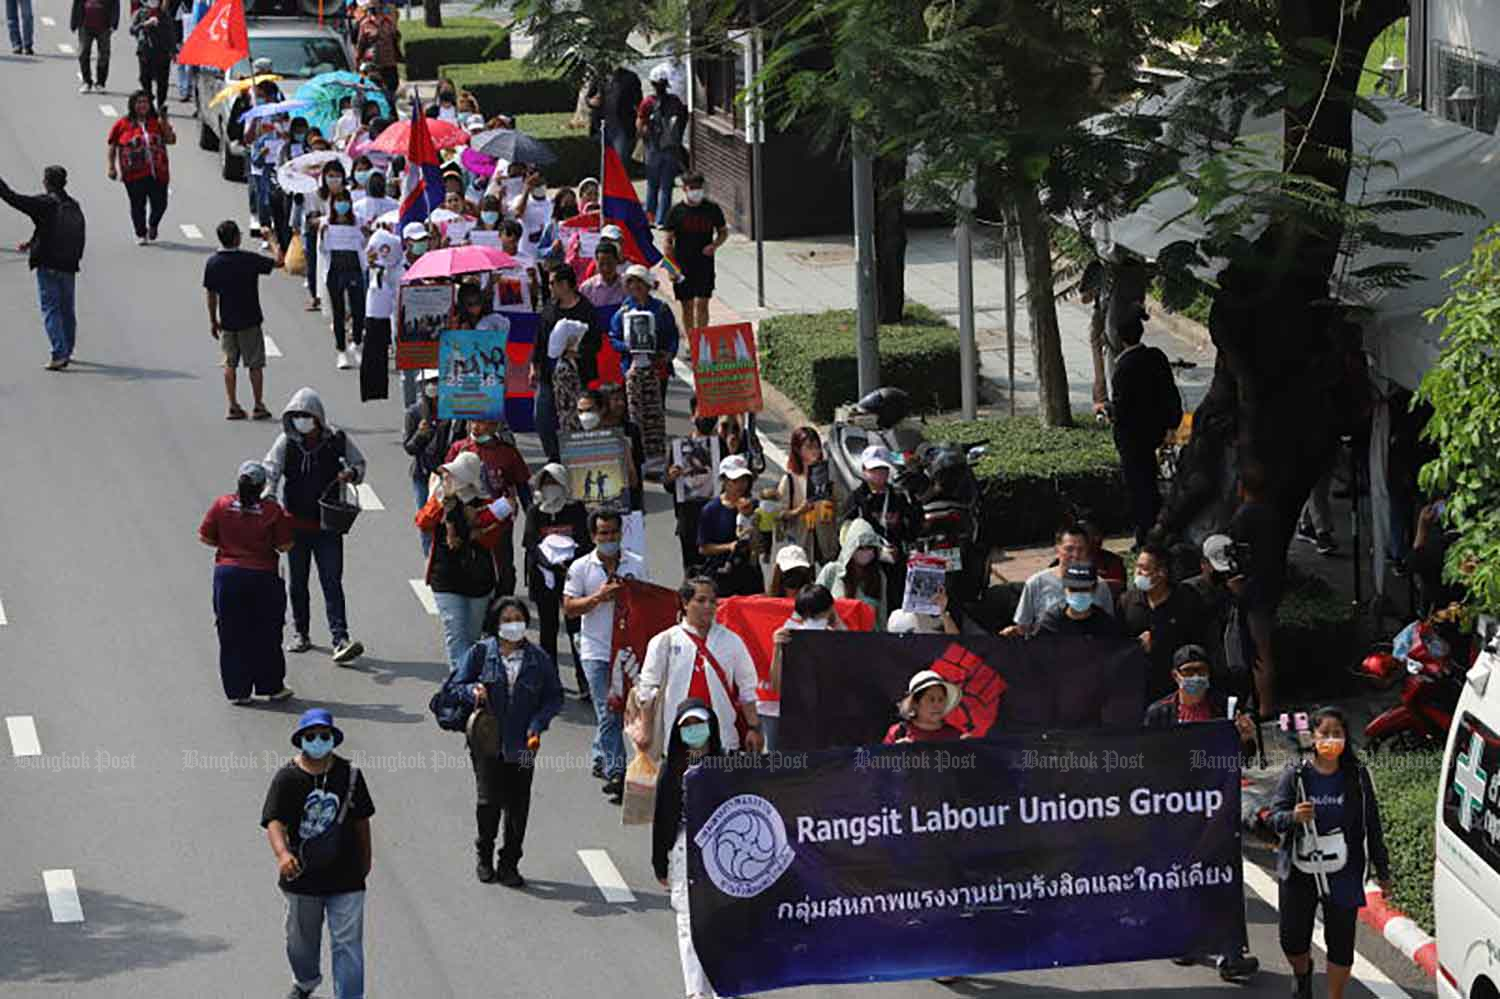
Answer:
top-left (1358, 616), bottom-right (1468, 750)
top-left (901, 442), bottom-right (986, 606)
top-left (828, 387), bottom-right (926, 497)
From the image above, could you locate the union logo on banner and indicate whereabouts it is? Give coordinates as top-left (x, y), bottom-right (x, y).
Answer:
top-left (690, 322), bottom-right (763, 417)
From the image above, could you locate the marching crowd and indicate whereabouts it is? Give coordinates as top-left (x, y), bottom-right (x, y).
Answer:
top-left (0, 22), bottom-right (1400, 997)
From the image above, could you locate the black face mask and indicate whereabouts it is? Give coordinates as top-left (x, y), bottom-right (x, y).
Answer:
top-left (694, 418), bottom-right (717, 435)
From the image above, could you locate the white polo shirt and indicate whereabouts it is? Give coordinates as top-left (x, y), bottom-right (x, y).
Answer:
top-left (564, 549), bottom-right (646, 661)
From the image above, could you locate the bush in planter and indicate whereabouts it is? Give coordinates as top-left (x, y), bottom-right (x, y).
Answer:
top-left (402, 18), bottom-right (510, 80)
top-left (759, 305), bottom-right (961, 423)
top-left (1366, 749), bottom-right (1440, 933)
top-left (924, 416), bottom-right (1126, 547)
top-left (441, 60), bottom-right (576, 116)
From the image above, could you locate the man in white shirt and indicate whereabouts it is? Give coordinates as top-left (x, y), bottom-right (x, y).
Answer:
top-left (1002, 523), bottom-right (1115, 636)
top-left (634, 577), bottom-right (763, 759)
top-left (353, 172), bottom-right (398, 232)
top-left (563, 509), bottom-right (645, 802)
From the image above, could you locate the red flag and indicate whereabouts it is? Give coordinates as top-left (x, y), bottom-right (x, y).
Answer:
top-left (601, 147), bottom-right (662, 265)
top-left (715, 595), bottom-right (875, 710)
top-left (607, 579), bottom-right (681, 712)
top-left (175, 0), bottom-right (248, 69)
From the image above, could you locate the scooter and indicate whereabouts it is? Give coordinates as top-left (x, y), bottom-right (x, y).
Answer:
top-left (828, 387), bottom-right (926, 496)
top-left (1359, 618), bottom-right (1467, 750)
top-left (902, 442), bottom-right (986, 606)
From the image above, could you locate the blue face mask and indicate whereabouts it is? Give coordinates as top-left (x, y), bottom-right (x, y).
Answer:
top-left (301, 734), bottom-right (334, 759)
top-left (1134, 574), bottom-right (1154, 592)
top-left (1064, 592), bottom-right (1093, 613)
top-left (334, 200), bottom-right (351, 213)
top-left (353, 170), bottom-right (372, 186)
top-left (596, 540), bottom-right (621, 557)
top-left (481, 209), bottom-right (500, 225)
top-left (1179, 675), bottom-right (1210, 698)
top-left (680, 722), bottom-right (711, 748)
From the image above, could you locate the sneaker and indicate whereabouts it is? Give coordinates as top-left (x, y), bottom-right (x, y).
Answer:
top-left (286, 988), bottom-right (312, 999)
top-left (286, 633), bottom-right (312, 654)
top-left (496, 864), bottom-right (525, 888)
top-left (1171, 955), bottom-right (1196, 966)
top-left (353, 343), bottom-right (364, 365)
top-left (1315, 532), bottom-right (1338, 557)
top-left (79, 83), bottom-right (93, 93)
top-left (135, 235), bottom-right (147, 246)
top-left (331, 639), bottom-right (364, 665)
top-left (1216, 951), bottom-right (1258, 981)
top-left (336, 348), bottom-right (353, 370)
top-left (43, 358), bottom-right (66, 371)
top-left (230, 696), bottom-right (255, 706)
top-left (147, 226), bottom-right (158, 242)
top-left (601, 776), bottom-right (623, 800)
top-left (1294, 521), bottom-right (1317, 546)
top-left (591, 760), bottom-right (606, 780)
top-left (264, 687), bottom-right (295, 702)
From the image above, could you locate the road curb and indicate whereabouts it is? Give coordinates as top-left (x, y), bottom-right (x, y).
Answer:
top-left (1360, 883), bottom-right (1437, 977)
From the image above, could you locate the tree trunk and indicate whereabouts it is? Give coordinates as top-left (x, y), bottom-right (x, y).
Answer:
top-left (872, 152), bottom-right (907, 324)
top-left (1159, 0), bottom-right (1407, 553)
top-left (422, 0), bottom-right (441, 29)
top-left (1011, 180), bottom-right (1073, 427)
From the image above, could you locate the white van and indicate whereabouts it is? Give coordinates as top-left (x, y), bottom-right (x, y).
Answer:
top-left (1435, 629), bottom-right (1500, 998)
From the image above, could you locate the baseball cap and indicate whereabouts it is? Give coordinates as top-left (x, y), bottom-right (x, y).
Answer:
top-left (679, 705), bottom-right (712, 725)
top-left (860, 445), bottom-right (895, 471)
top-left (624, 263), bottom-right (654, 285)
top-left (775, 546), bottom-right (811, 573)
top-left (237, 460), bottom-right (267, 485)
top-left (402, 222), bottom-right (429, 241)
top-left (1172, 644), bottom-right (1211, 671)
top-left (1063, 563), bottom-right (1098, 590)
top-left (600, 224), bottom-right (624, 242)
top-left (719, 455), bottom-right (753, 480)
top-left (1203, 534), bottom-right (1234, 573)
top-left (464, 113), bottom-right (486, 133)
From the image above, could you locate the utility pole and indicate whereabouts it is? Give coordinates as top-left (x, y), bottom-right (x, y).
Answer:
top-left (956, 182), bottom-right (977, 419)
top-left (1003, 208), bottom-right (1017, 416)
top-left (748, 12), bottom-right (766, 308)
top-left (852, 145), bottom-right (880, 396)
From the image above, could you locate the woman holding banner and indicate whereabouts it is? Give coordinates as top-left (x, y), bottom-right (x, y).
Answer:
top-left (1269, 707), bottom-right (1391, 999)
top-left (416, 452), bottom-right (507, 673)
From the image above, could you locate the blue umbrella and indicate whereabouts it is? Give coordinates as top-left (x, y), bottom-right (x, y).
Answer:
top-left (298, 71), bottom-right (392, 135)
top-left (238, 99), bottom-right (312, 125)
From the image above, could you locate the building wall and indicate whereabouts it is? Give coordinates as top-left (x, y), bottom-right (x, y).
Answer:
top-left (1428, 0), bottom-right (1500, 53)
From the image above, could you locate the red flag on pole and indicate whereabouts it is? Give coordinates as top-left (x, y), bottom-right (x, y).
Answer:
top-left (176, 0), bottom-right (249, 69)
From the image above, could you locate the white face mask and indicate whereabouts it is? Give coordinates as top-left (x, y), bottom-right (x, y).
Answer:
top-left (577, 411), bottom-right (601, 430)
top-left (684, 188), bottom-right (705, 206)
top-left (498, 621), bottom-right (527, 643)
top-left (423, 384), bottom-right (439, 398)
top-left (292, 416), bottom-right (316, 434)
top-left (542, 484), bottom-right (566, 503)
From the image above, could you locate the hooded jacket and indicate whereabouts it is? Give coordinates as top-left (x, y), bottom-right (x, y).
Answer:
top-left (263, 387), bottom-right (368, 529)
top-left (521, 463), bottom-right (591, 599)
top-left (652, 697), bottom-right (724, 881)
top-left (815, 517), bottom-right (890, 628)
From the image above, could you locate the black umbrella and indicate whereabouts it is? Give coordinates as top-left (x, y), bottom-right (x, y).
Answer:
top-left (470, 128), bottom-right (558, 167)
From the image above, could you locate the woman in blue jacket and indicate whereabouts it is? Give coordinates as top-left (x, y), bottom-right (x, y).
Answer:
top-left (1269, 706), bottom-right (1391, 999)
top-left (452, 596), bottom-right (564, 886)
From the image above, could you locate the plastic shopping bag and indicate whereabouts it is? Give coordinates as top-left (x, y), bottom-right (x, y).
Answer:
top-left (284, 232), bottom-right (306, 275)
top-left (621, 750), bottom-right (659, 827)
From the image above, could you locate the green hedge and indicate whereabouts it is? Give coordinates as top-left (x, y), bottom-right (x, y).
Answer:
top-left (924, 415), bottom-right (1126, 547)
top-left (1367, 750), bottom-right (1440, 933)
top-left (441, 59), bottom-right (576, 116)
top-left (402, 18), bottom-right (511, 80)
top-left (759, 305), bottom-right (962, 423)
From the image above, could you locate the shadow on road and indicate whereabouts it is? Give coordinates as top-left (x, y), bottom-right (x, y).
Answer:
top-left (63, 360), bottom-right (197, 381)
top-left (353, 655), bottom-right (448, 687)
top-left (520, 877), bottom-right (672, 915)
top-left (144, 241), bottom-right (214, 255)
top-left (0, 888), bottom-right (229, 984)
top-left (254, 692), bottom-right (427, 725)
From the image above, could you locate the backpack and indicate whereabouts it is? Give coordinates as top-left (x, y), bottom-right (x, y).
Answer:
top-left (429, 672), bottom-right (474, 732)
top-left (649, 95), bottom-right (687, 153)
top-left (51, 196), bottom-right (86, 268)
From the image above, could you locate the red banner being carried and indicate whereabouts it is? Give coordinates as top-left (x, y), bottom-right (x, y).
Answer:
top-left (607, 579), bottom-right (681, 713)
top-left (715, 595), bottom-right (875, 711)
top-left (690, 322), bottom-right (763, 417)
top-left (175, 0), bottom-right (248, 69)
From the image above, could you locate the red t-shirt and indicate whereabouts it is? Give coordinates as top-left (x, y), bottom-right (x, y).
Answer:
top-left (199, 495), bottom-right (293, 571)
top-left (884, 721), bottom-right (964, 744)
top-left (1176, 695), bottom-right (1213, 723)
top-left (108, 117), bottom-right (171, 184)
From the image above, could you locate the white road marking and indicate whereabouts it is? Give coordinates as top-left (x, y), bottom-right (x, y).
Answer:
top-left (179, 223), bottom-right (202, 239)
top-left (42, 870), bottom-right (84, 923)
top-left (354, 483), bottom-right (384, 510)
top-left (263, 335), bottom-right (283, 359)
top-left (577, 849), bottom-right (636, 904)
top-left (1242, 862), bottom-right (1409, 998)
top-left (0, 595), bottom-right (7, 625)
top-left (408, 579), bottom-right (438, 616)
top-left (58, 42), bottom-right (75, 54)
top-left (671, 357), bottom-right (788, 469)
top-left (40, 15), bottom-right (56, 26)
top-left (98, 104), bottom-right (117, 118)
top-left (6, 716), bottom-right (41, 756)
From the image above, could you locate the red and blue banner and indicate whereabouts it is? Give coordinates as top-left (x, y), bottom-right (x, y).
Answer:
top-left (498, 305), bottom-right (628, 432)
top-left (398, 103), bottom-right (445, 230)
top-left (602, 146), bottom-right (661, 266)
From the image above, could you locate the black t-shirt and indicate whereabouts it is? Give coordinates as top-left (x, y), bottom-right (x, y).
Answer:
top-left (204, 249), bottom-right (275, 331)
top-left (537, 296), bottom-right (600, 384)
top-left (1036, 606), bottom-right (1122, 638)
top-left (664, 200), bottom-right (725, 276)
top-left (1119, 584), bottom-right (1208, 700)
top-left (260, 756), bottom-right (376, 896)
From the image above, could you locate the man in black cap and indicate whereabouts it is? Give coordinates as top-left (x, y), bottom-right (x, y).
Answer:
top-left (1035, 563), bottom-right (1120, 637)
top-left (0, 165), bottom-right (86, 369)
top-left (261, 708), bottom-right (375, 999)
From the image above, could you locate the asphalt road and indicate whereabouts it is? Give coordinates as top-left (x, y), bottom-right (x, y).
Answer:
top-left (0, 28), bottom-right (1437, 999)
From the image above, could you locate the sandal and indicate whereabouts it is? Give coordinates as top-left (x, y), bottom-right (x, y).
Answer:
top-left (226, 406), bottom-right (248, 421)
top-left (251, 404), bottom-right (273, 421)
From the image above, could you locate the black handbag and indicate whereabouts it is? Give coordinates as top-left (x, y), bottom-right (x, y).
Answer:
top-left (295, 765), bottom-right (360, 876)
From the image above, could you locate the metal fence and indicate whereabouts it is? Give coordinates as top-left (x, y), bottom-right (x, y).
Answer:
top-left (1430, 41), bottom-right (1500, 134)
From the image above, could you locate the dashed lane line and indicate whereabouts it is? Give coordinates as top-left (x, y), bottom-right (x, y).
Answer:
top-left (58, 42), bottom-right (75, 54)
top-left (354, 483), bottom-right (384, 510)
top-left (6, 716), bottom-right (41, 756)
top-left (408, 579), bottom-right (438, 616)
top-left (40, 15), bottom-right (56, 26)
top-left (577, 849), bottom-right (636, 904)
top-left (179, 223), bottom-right (203, 240)
top-left (263, 335), bottom-right (283, 359)
top-left (98, 103), bottom-right (117, 118)
top-left (0, 595), bottom-right (6, 625)
top-left (1242, 861), bottom-right (1409, 998)
top-left (42, 870), bottom-right (84, 923)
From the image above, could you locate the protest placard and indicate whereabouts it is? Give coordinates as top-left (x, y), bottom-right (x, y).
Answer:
top-left (437, 328), bottom-right (507, 420)
top-left (560, 429), bottom-right (628, 504)
top-left (690, 322), bottom-right (763, 416)
top-left (396, 284), bottom-right (453, 369)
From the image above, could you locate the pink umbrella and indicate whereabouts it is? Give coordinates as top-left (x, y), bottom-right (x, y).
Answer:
top-left (461, 146), bottom-right (497, 179)
top-left (371, 117), bottom-right (470, 155)
top-left (400, 245), bottom-right (520, 283)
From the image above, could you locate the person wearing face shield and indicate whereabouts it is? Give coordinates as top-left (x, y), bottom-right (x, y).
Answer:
top-left (1034, 563), bottom-right (1120, 637)
top-left (403, 369), bottom-right (462, 551)
top-left (261, 708), bottom-right (375, 999)
top-left (446, 596), bottom-right (563, 886)
top-left (263, 386), bottom-right (367, 664)
top-left (652, 699), bottom-right (725, 999)
top-left (522, 463), bottom-right (590, 694)
top-left (815, 517), bottom-right (890, 628)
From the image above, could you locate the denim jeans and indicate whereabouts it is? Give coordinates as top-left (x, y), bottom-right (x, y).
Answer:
top-left (583, 658), bottom-right (624, 778)
top-left (288, 529), bottom-right (348, 643)
top-left (284, 890), bottom-right (365, 999)
top-left (433, 590), bottom-right (488, 673)
top-left (5, 0), bottom-right (32, 50)
top-left (533, 379), bottom-right (560, 462)
top-left (644, 150), bottom-right (678, 225)
top-left (35, 268), bottom-right (77, 362)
